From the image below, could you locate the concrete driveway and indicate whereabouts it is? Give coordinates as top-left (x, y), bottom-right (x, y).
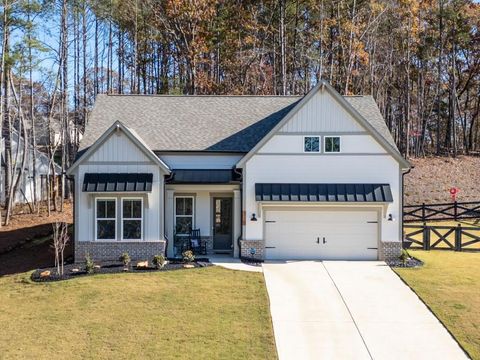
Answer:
top-left (263, 261), bottom-right (467, 360)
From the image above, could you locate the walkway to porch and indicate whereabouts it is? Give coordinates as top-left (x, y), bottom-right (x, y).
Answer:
top-left (209, 254), bottom-right (263, 272)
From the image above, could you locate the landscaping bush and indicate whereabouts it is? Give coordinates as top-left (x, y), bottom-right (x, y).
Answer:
top-left (182, 250), bottom-right (195, 263)
top-left (85, 254), bottom-right (95, 274)
top-left (119, 252), bottom-right (131, 267)
top-left (399, 249), bottom-right (410, 266)
top-left (152, 254), bottom-right (166, 269)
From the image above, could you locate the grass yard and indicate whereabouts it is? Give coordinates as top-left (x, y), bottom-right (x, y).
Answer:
top-left (394, 250), bottom-right (480, 359)
top-left (0, 267), bottom-right (276, 360)
top-left (405, 219), bottom-right (480, 250)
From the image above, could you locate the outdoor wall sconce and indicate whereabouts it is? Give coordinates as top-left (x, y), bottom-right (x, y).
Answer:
top-left (388, 214), bottom-right (394, 221)
top-left (251, 213), bottom-right (258, 221)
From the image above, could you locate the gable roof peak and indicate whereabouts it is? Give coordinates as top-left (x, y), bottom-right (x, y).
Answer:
top-left (67, 120), bottom-right (170, 175)
top-left (236, 80), bottom-right (410, 169)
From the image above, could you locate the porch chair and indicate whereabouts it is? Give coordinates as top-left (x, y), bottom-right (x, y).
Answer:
top-left (189, 229), bottom-right (207, 255)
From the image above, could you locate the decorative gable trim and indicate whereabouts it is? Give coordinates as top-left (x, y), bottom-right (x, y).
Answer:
top-left (67, 120), bottom-right (171, 175)
top-left (236, 81), bottom-right (410, 169)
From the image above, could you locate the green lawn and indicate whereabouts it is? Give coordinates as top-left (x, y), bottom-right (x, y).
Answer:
top-left (0, 267), bottom-right (276, 360)
top-left (394, 250), bottom-right (480, 359)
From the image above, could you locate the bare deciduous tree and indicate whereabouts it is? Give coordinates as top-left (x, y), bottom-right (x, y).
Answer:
top-left (52, 221), bottom-right (69, 276)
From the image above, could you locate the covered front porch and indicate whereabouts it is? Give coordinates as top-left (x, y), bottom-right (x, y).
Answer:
top-left (164, 170), bottom-right (242, 258)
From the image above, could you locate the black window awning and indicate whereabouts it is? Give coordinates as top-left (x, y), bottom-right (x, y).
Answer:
top-left (166, 169), bottom-right (241, 184)
top-left (255, 183), bottom-right (393, 202)
top-left (83, 173), bottom-right (153, 192)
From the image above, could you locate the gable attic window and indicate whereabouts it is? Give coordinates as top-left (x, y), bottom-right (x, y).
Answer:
top-left (325, 136), bottom-right (341, 153)
top-left (304, 136), bottom-right (320, 152)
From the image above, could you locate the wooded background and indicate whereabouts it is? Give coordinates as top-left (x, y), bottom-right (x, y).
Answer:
top-left (0, 0), bottom-right (479, 223)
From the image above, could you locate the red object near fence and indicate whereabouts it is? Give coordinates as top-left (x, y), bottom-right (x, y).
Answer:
top-left (450, 187), bottom-right (459, 202)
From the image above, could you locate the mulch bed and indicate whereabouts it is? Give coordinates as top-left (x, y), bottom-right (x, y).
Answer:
top-left (240, 257), bottom-right (263, 267)
top-left (387, 257), bottom-right (423, 268)
top-left (31, 259), bottom-right (212, 282)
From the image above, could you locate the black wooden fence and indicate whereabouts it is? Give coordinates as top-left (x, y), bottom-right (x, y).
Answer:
top-left (403, 201), bottom-right (480, 222)
top-left (404, 224), bottom-right (480, 251)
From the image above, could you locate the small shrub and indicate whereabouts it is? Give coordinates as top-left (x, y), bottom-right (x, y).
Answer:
top-left (152, 254), bottom-right (166, 269)
top-left (182, 250), bottom-right (195, 263)
top-left (399, 249), bottom-right (410, 266)
top-left (119, 252), bottom-right (131, 266)
top-left (85, 254), bottom-right (95, 274)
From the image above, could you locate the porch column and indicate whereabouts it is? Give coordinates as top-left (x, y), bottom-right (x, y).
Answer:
top-left (233, 189), bottom-right (241, 258)
top-left (165, 189), bottom-right (175, 257)
top-left (158, 175), bottom-right (165, 241)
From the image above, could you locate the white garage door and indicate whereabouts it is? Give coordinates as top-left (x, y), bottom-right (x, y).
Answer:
top-left (264, 209), bottom-right (378, 260)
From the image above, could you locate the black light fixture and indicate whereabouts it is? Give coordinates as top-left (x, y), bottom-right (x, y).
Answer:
top-left (388, 214), bottom-right (394, 221)
top-left (251, 213), bottom-right (258, 221)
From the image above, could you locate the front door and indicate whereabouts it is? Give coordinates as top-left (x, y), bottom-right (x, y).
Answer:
top-left (213, 197), bottom-right (233, 252)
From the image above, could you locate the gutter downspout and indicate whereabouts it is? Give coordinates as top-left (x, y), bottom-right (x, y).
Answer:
top-left (233, 167), bottom-right (243, 258)
top-left (164, 172), bottom-right (174, 183)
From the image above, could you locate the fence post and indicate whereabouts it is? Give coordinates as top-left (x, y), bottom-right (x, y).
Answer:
top-left (423, 224), bottom-right (430, 250)
top-left (454, 201), bottom-right (458, 221)
top-left (422, 203), bottom-right (426, 222)
top-left (455, 224), bottom-right (462, 251)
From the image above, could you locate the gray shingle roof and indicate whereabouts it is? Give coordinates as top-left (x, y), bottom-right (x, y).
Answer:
top-left (80, 93), bottom-right (399, 154)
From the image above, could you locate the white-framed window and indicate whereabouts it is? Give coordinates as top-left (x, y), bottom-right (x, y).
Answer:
top-left (175, 196), bottom-right (194, 236)
top-left (121, 198), bottom-right (143, 240)
top-left (324, 136), bottom-right (341, 153)
top-left (303, 136), bottom-right (320, 152)
top-left (95, 198), bottom-right (117, 240)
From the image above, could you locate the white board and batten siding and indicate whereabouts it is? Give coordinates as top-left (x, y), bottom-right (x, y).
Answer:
top-left (87, 132), bottom-right (152, 163)
top-left (279, 91), bottom-right (364, 133)
top-left (259, 91), bottom-right (388, 155)
top-left (158, 153), bottom-right (244, 169)
top-left (243, 89), bottom-right (402, 259)
top-left (74, 131), bottom-right (165, 243)
top-left (259, 134), bottom-right (386, 154)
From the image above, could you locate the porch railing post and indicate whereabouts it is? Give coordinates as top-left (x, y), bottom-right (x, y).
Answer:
top-left (454, 201), bottom-right (458, 221)
top-left (455, 224), bottom-right (462, 251)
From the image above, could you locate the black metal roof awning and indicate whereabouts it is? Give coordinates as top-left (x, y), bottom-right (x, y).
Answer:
top-left (166, 169), bottom-right (241, 184)
top-left (83, 173), bottom-right (153, 192)
top-left (255, 183), bottom-right (393, 202)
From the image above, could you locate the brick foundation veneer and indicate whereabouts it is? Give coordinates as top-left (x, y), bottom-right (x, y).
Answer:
top-left (75, 241), bottom-right (166, 262)
top-left (240, 240), bottom-right (265, 260)
top-left (379, 241), bottom-right (402, 262)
